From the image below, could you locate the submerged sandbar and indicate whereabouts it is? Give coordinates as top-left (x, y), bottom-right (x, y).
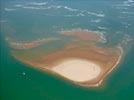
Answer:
top-left (12, 29), bottom-right (123, 87)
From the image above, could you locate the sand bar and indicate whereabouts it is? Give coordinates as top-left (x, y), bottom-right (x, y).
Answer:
top-left (12, 29), bottom-right (123, 87)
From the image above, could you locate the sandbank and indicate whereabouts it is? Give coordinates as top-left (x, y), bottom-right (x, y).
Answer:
top-left (11, 29), bottom-right (123, 87)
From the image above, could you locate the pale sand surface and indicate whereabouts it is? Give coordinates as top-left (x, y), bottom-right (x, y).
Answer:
top-left (51, 59), bottom-right (101, 82)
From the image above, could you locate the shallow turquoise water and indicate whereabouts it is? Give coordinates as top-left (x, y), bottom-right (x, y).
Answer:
top-left (0, 0), bottom-right (134, 100)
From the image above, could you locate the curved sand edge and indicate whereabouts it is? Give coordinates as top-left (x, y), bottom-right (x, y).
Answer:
top-left (12, 45), bottom-right (123, 87)
top-left (48, 46), bottom-right (123, 87)
top-left (11, 30), bottom-right (123, 87)
top-left (96, 46), bottom-right (123, 86)
top-left (80, 46), bottom-right (123, 87)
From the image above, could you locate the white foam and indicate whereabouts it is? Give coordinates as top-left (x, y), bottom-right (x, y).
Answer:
top-left (87, 12), bottom-right (105, 17)
top-left (124, 0), bottom-right (134, 3)
top-left (128, 0), bottom-right (134, 2)
top-left (28, 2), bottom-right (48, 6)
top-left (122, 0), bottom-right (134, 6)
top-left (92, 30), bottom-right (107, 43)
top-left (21, 5), bottom-right (77, 11)
top-left (76, 13), bottom-right (85, 16)
top-left (64, 15), bottom-right (76, 17)
top-left (12, 3), bottom-right (106, 18)
top-left (115, 0), bottom-right (134, 10)
top-left (98, 26), bottom-right (107, 30)
top-left (63, 6), bottom-right (78, 12)
top-left (4, 8), bottom-right (16, 11)
top-left (22, 6), bottom-right (41, 10)
top-left (121, 34), bottom-right (133, 45)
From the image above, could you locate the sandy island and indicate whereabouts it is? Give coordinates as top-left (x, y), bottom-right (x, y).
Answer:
top-left (12, 29), bottom-right (123, 87)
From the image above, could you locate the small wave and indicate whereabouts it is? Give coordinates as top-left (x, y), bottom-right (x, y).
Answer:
top-left (22, 6), bottom-right (41, 10)
top-left (114, 5), bottom-right (128, 10)
top-left (121, 11), bottom-right (129, 14)
top-left (121, 34), bottom-right (133, 46)
top-left (122, 0), bottom-right (134, 6)
top-left (21, 6), bottom-right (57, 10)
top-left (20, 5), bottom-right (75, 11)
top-left (87, 12), bottom-right (105, 17)
top-left (98, 26), bottom-right (107, 30)
top-left (96, 14), bottom-right (105, 17)
top-left (19, 4), bottom-right (105, 17)
top-left (128, 0), bottom-right (134, 2)
top-left (91, 19), bottom-right (101, 23)
top-left (115, 0), bottom-right (134, 10)
top-left (44, 5), bottom-right (78, 11)
top-left (28, 2), bottom-right (48, 6)
top-left (62, 6), bottom-right (105, 17)
top-left (64, 15), bottom-right (76, 17)
top-left (63, 6), bottom-right (78, 12)
top-left (59, 28), bottom-right (93, 34)
top-left (124, 0), bottom-right (134, 3)
top-left (76, 13), bottom-right (85, 16)
top-left (121, 22), bottom-right (131, 29)
top-left (123, 3), bottom-right (131, 7)
top-left (93, 31), bottom-right (107, 43)
top-left (4, 8), bottom-right (16, 11)
top-left (121, 11), bottom-right (134, 15)
top-left (10, 2), bottom-right (106, 18)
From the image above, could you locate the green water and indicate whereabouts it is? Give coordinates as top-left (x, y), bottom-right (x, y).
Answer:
top-left (0, 33), bottom-right (134, 100)
top-left (1, 0), bottom-right (134, 100)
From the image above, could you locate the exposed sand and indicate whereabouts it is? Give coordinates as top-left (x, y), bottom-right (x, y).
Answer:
top-left (51, 59), bottom-right (101, 82)
top-left (11, 29), bottom-right (123, 87)
top-left (60, 29), bottom-right (103, 42)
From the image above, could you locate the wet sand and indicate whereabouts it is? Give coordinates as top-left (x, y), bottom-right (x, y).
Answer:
top-left (12, 29), bottom-right (123, 87)
top-left (42, 43), bottom-right (122, 87)
top-left (60, 29), bottom-right (103, 42)
top-left (7, 37), bottom-right (59, 49)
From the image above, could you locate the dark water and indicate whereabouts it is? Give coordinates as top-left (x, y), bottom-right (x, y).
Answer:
top-left (0, 0), bottom-right (134, 100)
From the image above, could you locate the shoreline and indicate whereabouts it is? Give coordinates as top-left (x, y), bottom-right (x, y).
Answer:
top-left (79, 46), bottom-right (123, 87)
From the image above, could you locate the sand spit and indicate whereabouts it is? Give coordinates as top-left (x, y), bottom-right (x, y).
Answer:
top-left (6, 37), bottom-right (59, 50)
top-left (12, 29), bottom-right (123, 87)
